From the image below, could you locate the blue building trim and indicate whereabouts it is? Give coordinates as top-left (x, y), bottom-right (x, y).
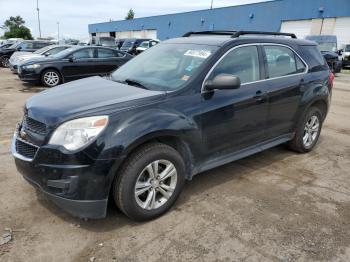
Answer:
top-left (88, 0), bottom-right (350, 40)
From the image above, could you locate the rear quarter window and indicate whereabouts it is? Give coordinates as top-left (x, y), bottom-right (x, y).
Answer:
top-left (300, 45), bottom-right (328, 72)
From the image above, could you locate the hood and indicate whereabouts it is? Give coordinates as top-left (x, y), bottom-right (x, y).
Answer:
top-left (26, 76), bottom-right (165, 126)
top-left (321, 51), bottom-right (338, 59)
top-left (11, 51), bottom-right (32, 59)
top-left (11, 53), bottom-right (42, 64)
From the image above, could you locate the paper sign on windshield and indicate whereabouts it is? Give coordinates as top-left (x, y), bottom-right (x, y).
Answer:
top-left (184, 50), bottom-right (211, 59)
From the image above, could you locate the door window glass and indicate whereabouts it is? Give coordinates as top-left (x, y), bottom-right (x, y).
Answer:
top-left (98, 48), bottom-right (117, 58)
top-left (20, 42), bottom-right (34, 49)
top-left (210, 46), bottom-right (260, 84)
top-left (264, 46), bottom-right (306, 78)
top-left (72, 48), bottom-right (94, 59)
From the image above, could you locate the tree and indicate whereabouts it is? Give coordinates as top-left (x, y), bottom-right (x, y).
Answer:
top-left (125, 9), bottom-right (135, 20)
top-left (1, 16), bottom-right (33, 40)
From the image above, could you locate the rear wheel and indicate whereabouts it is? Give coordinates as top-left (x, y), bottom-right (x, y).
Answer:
top-left (113, 143), bottom-right (185, 221)
top-left (41, 69), bottom-right (62, 87)
top-left (1, 56), bottom-right (9, 67)
top-left (289, 107), bottom-right (323, 153)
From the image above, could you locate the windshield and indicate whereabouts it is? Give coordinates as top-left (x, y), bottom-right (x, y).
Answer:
top-left (34, 45), bottom-right (54, 54)
top-left (111, 43), bottom-right (218, 91)
top-left (345, 45), bottom-right (350, 52)
top-left (51, 47), bottom-right (77, 58)
top-left (121, 39), bottom-right (135, 48)
top-left (316, 42), bottom-right (337, 52)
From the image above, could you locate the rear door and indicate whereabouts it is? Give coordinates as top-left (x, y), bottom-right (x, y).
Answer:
top-left (61, 48), bottom-right (97, 80)
top-left (262, 44), bottom-right (307, 140)
top-left (95, 48), bottom-right (127, 74)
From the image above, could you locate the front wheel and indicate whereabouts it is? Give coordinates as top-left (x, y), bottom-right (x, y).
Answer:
top-left (1, 56), bottom-right (9, 67)
top-left (289, 107), bottom-right (323, 153)
top-left (41, 69), bottom-right (62, 87)
top-left (113, 143), bottom-right (186, 221)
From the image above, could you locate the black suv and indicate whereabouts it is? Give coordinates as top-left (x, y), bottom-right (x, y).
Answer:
top-left (0, 40), bottom-right (52, 67)
top-left (12, 31), bottom-right (332, 221)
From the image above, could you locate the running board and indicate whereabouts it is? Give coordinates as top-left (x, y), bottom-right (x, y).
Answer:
top-left (194, 133), bottom-right (294, 176)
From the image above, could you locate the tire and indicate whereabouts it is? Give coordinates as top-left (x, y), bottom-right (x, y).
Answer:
top-left (113, 142), bottom-right (186, 221)
top-left (41, 69), bottom-right (62, 87)
top-left (1, 56), bottom-right (9, 67)
top-left (289, 107), bottom-right (323, 153)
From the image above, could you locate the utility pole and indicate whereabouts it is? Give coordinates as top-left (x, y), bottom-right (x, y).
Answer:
top-left (57, 22), bottom-right (60, 43)
top-left (36, 0), bottom-right (42, 38)
top-left (210, 0), bottom-right (214, 9)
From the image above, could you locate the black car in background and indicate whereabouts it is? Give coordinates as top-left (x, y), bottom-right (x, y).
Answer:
top-left (12, 31), bottom-right (332, 220)
top-left (0, 40), bottom-right (53, 67)
top-left (305, 35), bottom-right (342, 73)
top-left (18, 46), bottom-right (132, 87)
top-left (120, 38), bottom-right (151, 55)
top-left (116, 38), bottom-right (126, 50)
top-left (0, 43), bottom-right (13, 49)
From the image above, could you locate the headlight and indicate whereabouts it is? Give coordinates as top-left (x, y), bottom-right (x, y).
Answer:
top-left (23, 64), bottom-right (40, 70)
top-left (49, 116), bottom-right (109, 151)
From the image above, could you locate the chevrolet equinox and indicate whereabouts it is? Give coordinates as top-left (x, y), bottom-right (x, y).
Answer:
top-left (12, 31), bottom-right (333, 221)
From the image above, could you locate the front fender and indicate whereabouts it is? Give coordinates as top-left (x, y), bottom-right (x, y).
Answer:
top-left (100, 108), bottom-right (201, 160)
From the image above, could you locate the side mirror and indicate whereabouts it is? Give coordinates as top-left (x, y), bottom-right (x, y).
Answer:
top-left (44, 52), bottom-right (50, 56)
top-left (17, 46), bottom-right (22, 51)
top-left (204, 74), bottom-right (241, 91)
top-left (338, 49), bottom-right (343, 55)
top-left (68, 56), bottom-right (75, 62)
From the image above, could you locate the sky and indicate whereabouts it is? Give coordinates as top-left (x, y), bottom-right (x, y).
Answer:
top-left (0, 0), bottom-right (267, 40)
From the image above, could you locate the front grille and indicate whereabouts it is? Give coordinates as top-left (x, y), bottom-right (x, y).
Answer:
top-left (23, 114), bottom-right (47, 134)
top-left (15, 139), bottom-right (39, 159)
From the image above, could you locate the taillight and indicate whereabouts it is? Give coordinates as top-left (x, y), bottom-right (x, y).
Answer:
top-left (329, 71), bottom-right (334, 89)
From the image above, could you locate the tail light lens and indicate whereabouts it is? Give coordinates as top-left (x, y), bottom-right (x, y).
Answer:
top-left (329, 71), bottom-right (334, 89)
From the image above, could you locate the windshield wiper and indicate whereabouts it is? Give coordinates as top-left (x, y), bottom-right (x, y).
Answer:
top-left (124, 78), bottom-right (149, 90)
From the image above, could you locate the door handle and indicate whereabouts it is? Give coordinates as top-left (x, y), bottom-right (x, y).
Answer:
top-left (254, 90), bottom-right (268, 102)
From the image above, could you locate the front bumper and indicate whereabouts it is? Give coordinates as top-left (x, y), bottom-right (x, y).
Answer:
top-left (9, 63), bottom-right (18, 73)
top-left (11, 126), bottom-right (122, 219)
top-left (18, 67), bottom-right (41, 83)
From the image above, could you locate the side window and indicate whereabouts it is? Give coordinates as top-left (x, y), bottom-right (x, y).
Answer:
top-left (34, 42), bottom-right (49, 49)
top-left (72, 48), bottom-right (95, 59)
top-left (264, 46), bottom-right (306, 78)
top-left (46, 47), bottom-right (66, 55)
top-left (98, 48), bottom-right (117, 58)
top-left (210, 46), bottom-right (260, 84)
top-left (301, 45), bottom-right (327, 72)
top-left (20, 42), bottom-right (34, 49)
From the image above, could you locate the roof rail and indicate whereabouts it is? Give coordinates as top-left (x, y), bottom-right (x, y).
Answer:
top-left (182, 31), bottom-right (237, 37)
top-left (231, 31), bottom-right (297, 39)
top-left (182, 30), bottom-right (297, 39)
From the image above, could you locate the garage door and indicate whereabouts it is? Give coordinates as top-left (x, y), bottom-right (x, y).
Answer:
top-left (334, 17), bottom-right (350, 49)
top-left (280, 20), bottom-right (312, 39)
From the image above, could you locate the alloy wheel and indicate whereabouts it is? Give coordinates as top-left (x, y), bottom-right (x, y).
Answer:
top-left (303, 115), bottom-right (320, 148)
top-left (43, 71), bottom-right (60, 87)
top-left (134, 159), bottom-right (177, 210)
top-left (2, 57), bottom-right (9, 67)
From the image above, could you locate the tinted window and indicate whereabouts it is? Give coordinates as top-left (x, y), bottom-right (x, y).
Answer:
top-left (20, 42), bottom-right (34, 49)
top-left (34, 42), bottom-right (50, 49)
top-left (98, 48), bottom-right (118, 58)
top-left (301, 45), bottom-right (327, 72)
top-left (72, 48), bottom-right (95, 59)
top-left (45, 46), bottom-right (67, 55)
top-left (264, 46), bottom-right (306, 78)
top-left (210, 46), bottom-right (260, 84)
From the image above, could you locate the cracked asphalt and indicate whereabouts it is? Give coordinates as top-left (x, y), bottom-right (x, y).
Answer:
top-left (0, 68), bottom-right (350, 262)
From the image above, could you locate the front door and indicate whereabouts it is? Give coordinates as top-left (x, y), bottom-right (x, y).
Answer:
top-left (62, 48), bottom-right (97, 81)
top-left (200, 45), bottom-right (269, 159)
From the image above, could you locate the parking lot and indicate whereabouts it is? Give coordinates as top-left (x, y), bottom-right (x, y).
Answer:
top-left (0, 68), bottom-right (350, 261)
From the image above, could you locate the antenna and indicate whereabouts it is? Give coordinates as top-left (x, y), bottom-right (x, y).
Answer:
top-left (36, 0), bottom-right (42, 38)
top-left (210, 0), bottom-right (214, 9)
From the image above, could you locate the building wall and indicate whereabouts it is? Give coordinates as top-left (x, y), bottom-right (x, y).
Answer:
top-left (88, 0), bottom-right (350, 40)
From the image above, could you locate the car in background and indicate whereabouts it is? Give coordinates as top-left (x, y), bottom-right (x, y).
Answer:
top-left (305, 35), bottom-right (342, 73)
top-left (115, 38), bottom-right (126, 50)
top-left (0, 43), bottom-right (13, 49)
top-left (9, 45), bottom-right (71, 73)
top-left (120, 38), bottom-right (151, 55)
top-left (135, 39), bottom-right (160, 54)
top-left (90, 36), bottom-right (117, 49)
top-left (18, 46), bottom-right (132, 87)
top-left (0, 40), bottom-right (52, 67)
top-left (341, 44), bottom-right (350, 69)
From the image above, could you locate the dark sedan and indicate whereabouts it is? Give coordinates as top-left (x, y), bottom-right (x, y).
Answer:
top-left (18, 46), bottom-right (132, 87)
